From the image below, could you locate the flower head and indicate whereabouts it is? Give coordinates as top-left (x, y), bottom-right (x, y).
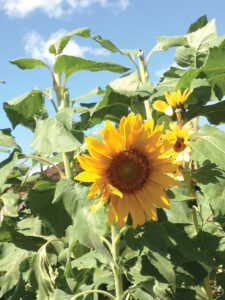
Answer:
top-left (153, 89), bottom-right (192, 116)
top-left (75, 113), bottom-right (180, 228)
top-left (165, 122), bottom-right (194, 164)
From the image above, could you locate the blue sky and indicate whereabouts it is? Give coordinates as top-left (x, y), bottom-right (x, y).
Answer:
top-left (1, 0), bottom-right (225, 158)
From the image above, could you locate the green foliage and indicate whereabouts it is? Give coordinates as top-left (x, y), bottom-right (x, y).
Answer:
top-left (2, 18), bottom-right (225, 300)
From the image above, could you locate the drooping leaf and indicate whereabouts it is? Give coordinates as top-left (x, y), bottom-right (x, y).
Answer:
top-left (0, 129), bottom-right (20, 150)
top-left (0, 151), bottom-right (19, 191)
top-left (31, 117), bottom-right (82, 156)
top-left (4, 90), bottom-right (45, 130)
top-left (10, 58), bottom-right (49, 70)
top-left (191, 125), bottom-right (225, 170)
top-left (49, 27), bottom-right (91, 54)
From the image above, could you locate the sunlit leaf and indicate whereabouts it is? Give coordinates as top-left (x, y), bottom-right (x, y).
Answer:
top-left (10, 58), bottom-right (49, 70)
top-left (191, 125), bottom-right (225, 169)
top-left (0, 129), bottom-right (20, 150)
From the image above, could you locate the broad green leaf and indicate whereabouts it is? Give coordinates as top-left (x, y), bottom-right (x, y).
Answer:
top-left (93, 268), bottom-right (114, 291)
top-left (49, 27), bottom-right (91, 54)
top-left (187, 15), bottom-right (208, 33)
top-left (152, 67), bottom-right (186, 98)
top-left (0, 192), bottom-right (19, 217)
top-left (186, 100), bottom-right (225, 124)
top-left (0, 129), bottom-right (20, 150)
top-left (133, 288), bottom-right (154, 300)
top-left (109, 70), bottom-right (155, 97)
top-left (72, 251), bottom-right (106, 270)
top-left (191, 125), bottom-right (225, 169)
top-left (0, 244), bottom-right (26, 298)
top-left (92, 34), bottom-right (119, 52)
top-left (53, 180), bottom-right (82, 219)
top-left (4, 90), bottom-right (45, 130)
top-left (10, 58), bottom-right (48, 70)
top-left (175, 69), bottom-right (200, 90)
top-left (0, 220), bottom-right (48, 252)
top-left (196, 168), bottom-right (225, 217)
top-left (54, 55), bottom-right (129, 79)
top-left (28, 178), bottom-right (71, 237)
top-left (175, 19), bottom-right (218, 68)
top-left (55, 107), bottom-right (75, 130)
top-left (156, 36), bottom-right (188, 51)
top-left (0, 151), bottom-right (19, 191)
top-left (18, 217), bottom-right (42, 236)
top-left (71, 86), bottom-right (104, 103)
top-left (31, 117), bottom-right (82, 156)
top-left (147, 250), bottom-right (176, 288)
top-left (202, 40), bottom-right (225, 96)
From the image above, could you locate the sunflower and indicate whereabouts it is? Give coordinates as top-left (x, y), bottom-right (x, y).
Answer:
top-left (153, 89), bottom-right (192, 116)
top-left (75, 113), bottom-right (180, 228)
top-left (165, 122), bottom-right (194, 164)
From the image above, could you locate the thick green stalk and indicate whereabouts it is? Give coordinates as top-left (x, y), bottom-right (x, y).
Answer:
top-left (111, 223), bottom-right (123, 300)
top-left (138, 50), bottom-right (152, 119)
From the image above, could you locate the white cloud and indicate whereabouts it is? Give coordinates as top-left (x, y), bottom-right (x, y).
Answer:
top-left (24, 29), bottom-right (109, 65)
top-left (0, 0), bottom-right (130, 18)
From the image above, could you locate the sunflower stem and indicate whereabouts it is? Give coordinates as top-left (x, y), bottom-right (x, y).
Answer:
top-left (53, 71), bottom-right (74, 179)
top-left (175, 108), bottom-right (183, 128)
top-left (111, 223), bottom-right (124, 300)
top-left (138, 50), bottom-right (152, 119)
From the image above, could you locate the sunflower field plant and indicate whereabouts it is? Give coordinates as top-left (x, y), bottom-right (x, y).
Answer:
top-left (1, 15), bottom-right (225, 300)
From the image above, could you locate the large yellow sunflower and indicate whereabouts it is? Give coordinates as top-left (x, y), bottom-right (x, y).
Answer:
top-left (153, 89), bottom-right (192, 116)
top-left (75, 113), bottom-right (180, 228)
top-left (165, 122), bottom-right (194, 164)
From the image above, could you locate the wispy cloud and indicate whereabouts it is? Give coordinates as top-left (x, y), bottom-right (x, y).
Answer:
top-left (24, 29), bottom-right (109, 65)
top-left (0, 0), bottom-right (130, 18)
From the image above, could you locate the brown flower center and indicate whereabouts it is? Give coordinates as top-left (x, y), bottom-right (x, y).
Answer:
top-left (106, 149), bottom-right (150, 193)
top-left (174, 137), bottom-right (186, 152)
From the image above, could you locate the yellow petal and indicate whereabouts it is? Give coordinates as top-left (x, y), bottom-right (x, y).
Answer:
top-left (153, 100), bottom-right (169, 113)
top-left (74, 171), bottom-right (99, 182)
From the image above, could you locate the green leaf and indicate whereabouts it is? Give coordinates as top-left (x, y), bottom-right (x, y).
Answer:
top-left (10, 58), bottom-right (49, 70)
top-left (54, 55), bottom-right (129, 80)
top-left (4, 90), bottom-right (45, 130)
top-left (0, 151), bottom-right (19, 191)
top-left (93, 267), bottom-right (114, 291)
top-left (34, 243), bottom-right (56, 300)
top-left (186, 100), bottom-right (225, 124)
top-left (49, 27), bottom-right (91, 54)
top-left (0, 129), bottom-right (20, 150)
top-left (175, 19), bottom-right (218, 68)
top-left (0, 244), bottom-right (26, 298)
top-left (202, 40), bottom-right (225, 96)
top-left (31, 117), bottom-right (82, 156)
top-left (55, 107), bottom-right (75, 130)
top-left (187, 15), bottom-right (208, 33)
top-left (0, 192), bottom-right (19, 217)
top-left (196, 167), bottom-right (225, 217)
top-left (71, 86), bottom-right (104, 103)
top-left (0, 220), bottom-right (48, 252)
top-left (92, 34), bottom-right (120, 52)
top-left (191, 125), bottom-right (225, 169)
top-left (28, 178), bottom-right (71, 237)
top-left (156, 36), bottom-right (188, 51)
top-left (175, 69), bottom-right (201, 91)
top-left (53, 180), bottom-right (81, 219)
top-left (72, 251), bottom-right (106, 270)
